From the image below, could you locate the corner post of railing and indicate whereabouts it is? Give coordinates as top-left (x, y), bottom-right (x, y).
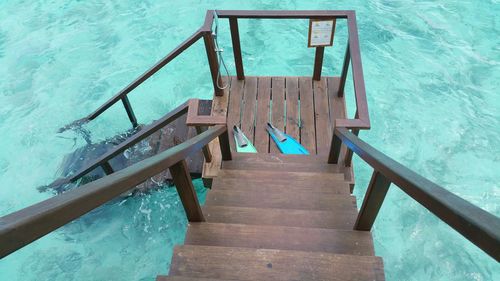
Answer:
top-left (354, 170), bottom-right (391, 230)
top-left (229, 17), bottom-right (245, 80)
top-left (169, 159), bottom-right (205, 222)
top-left (202, 26), bottom-right (224, 96)
top-left (313, 46), bottom-right (325, 81)
top-left (218, 127), bottom-right (232, 161)
top-left (338, 41), bottom-right (350, 97)
top-left (121, 96), bottom-right (138, 128)
top-left (328, 127), bottom-right (342, 164)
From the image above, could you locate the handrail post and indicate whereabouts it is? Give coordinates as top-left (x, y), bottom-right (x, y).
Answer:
top-left (338, 42), bottom-right (350, 97)
top-left (121, 96), bottom-right (138, 128)
top-left (169, 159), bottom-right (205, 222)
top-left (203, 32), bottom-right (224, 96)
top-left (229, 17), bottom-right (245, 80)
top-left (195, 126), bottom-right (212, 162)
top-left (218, 129), bottom-right (232, 161)
top-left (312, 47), bottom-right (325, 81)
top-left (354, 170), bottom-right (391, 230)
top-left (328, 129), bottom-right (342, 164)
top-left (101, 162), bottom-right (114, 175)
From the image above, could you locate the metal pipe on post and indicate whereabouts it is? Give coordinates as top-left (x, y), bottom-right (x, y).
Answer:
top-left (312, 47), bottom-right (325, 81)
top-left (203, 32), bottom-right (224, 96)
top-left (354, 170), bottom-right (391, 230)
top-left (338, 42), bottom-right (350, 97)
top-left (121, 96), bottom-right (138, 128)
top-left (229, 18), bottom-right (245, 80)
top-left (169, 160), bottom-right (205, 222)
top-left (195, 126), bottom-right (212, 163)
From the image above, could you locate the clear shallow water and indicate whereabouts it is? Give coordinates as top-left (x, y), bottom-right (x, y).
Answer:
top-left (0, 0), bottom-right (498, 280)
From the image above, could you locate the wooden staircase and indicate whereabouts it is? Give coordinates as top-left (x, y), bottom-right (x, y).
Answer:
top-left (158, 154), bottom-right (385, 281)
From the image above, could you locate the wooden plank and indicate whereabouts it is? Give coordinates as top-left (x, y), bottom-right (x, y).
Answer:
top-left (285, 77), bottom-right (300, 140)
top-left (254, 77), bottom-right (271, 152)
top-left (226, 77), bottom-right (245, 151)
top-left (212, 178), bottom-right (350, 195)
top-left (230, 152), bottom-right (327, 163)
top-left (202, 205), bottom-right (357, 230)
top-left (240, 76), bottom-right (258, 144)
top-left (205, 189), bottom-right (356, 211)
top-left (270, 77), bottom-right (285, 153)
top-left (217, 169), bottom-right (344, 181)
top-left (313, 78), bottom-right (332, 155)
top-left (221, 160), bottom-right (340, 173)
top-left (170, 245), bottom-right (386, 281)
top-left (298, 77), bottom-right (316, 153)
top-left (186, 223), bottom-right (375, 255)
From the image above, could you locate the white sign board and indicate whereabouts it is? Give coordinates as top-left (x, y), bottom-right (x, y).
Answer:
top-left (308, 19), bottom-right (336, 47)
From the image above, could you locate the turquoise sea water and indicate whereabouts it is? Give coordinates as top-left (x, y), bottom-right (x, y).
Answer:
top-left (0, 0), bottom-right (499, 280)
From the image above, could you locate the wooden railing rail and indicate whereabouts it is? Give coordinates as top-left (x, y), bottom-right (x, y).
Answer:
top-left (59, 12), bottom-right (223, 132)
top-left (0, 125), bottom-right (231, 259)
top-left (332, 127), bottom-right (500, 261)
top-left (66, 101), bottom-right (189, 183)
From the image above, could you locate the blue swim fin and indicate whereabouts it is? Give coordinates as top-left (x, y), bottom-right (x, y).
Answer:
top-left (266, 123), bottom-right (309, 155)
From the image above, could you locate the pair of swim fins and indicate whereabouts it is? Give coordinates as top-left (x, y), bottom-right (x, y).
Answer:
top-left (233, 123), bottom-right (309, 155)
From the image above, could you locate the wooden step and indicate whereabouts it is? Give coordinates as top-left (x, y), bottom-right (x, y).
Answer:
top-left (202, 206), bottom-right (357, 230)
top-left (205, 189), bottom-right (357, 211)
top-left (157, 277), bottom-right (234, 281)
top-left (231, 153), bottom-right (328, 163)
top-left (217, 169), bottom-right (345, 181)
top-left (222, 160), bottom-right (339, 173)
top-left (212, 177), bottom-right (350, 194)
top-left (170, 245), bottom-right (385, 281)
top-left (185, 223), bottom-right (374, 255)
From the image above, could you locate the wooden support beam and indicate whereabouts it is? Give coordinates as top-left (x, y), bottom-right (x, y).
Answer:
top-left (354, 170), bottom-right (391, 231)
top-left (195, 126), bottom-right (212, 163)
top-left (218, 130), bottom-right (232, 161)
top-left (328, 131), bottom-right (342, 164)
top-left (170, 160), bottom-right (205, 222)
top-left (203, 32), bottom-right (224, 96)
top-left (313, 47), bottom-right (325, 81)
top-left (121, 96), bottom-right (138, 128)
top-left (229, 18), bottom-right (244, 80)
top-left (101, 162), bottom-right (114, 175)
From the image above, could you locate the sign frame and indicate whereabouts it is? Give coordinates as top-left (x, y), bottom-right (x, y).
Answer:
top-left (308, 19), bottom-right (336, 48)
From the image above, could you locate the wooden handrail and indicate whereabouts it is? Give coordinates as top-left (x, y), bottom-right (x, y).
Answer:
top-left (216, 10), bottom-right (351, 19)
top-left (58, 29), bottom-right (205, 132)
top-left (67, 101), bottom-right (189, 182)
top-left (333, 127), bottom-right (500, 261)
top-left (0, 125), bottom-right (228, 259)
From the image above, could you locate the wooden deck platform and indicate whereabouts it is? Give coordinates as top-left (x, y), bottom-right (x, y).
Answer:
top-left (158, 76), bottom-right (385, 280)
top-left (203, 76), bottom-right (353, 181)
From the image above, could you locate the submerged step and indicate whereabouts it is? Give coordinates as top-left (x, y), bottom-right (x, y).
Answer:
top-left (170, 245), bottom-right (385, 281)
